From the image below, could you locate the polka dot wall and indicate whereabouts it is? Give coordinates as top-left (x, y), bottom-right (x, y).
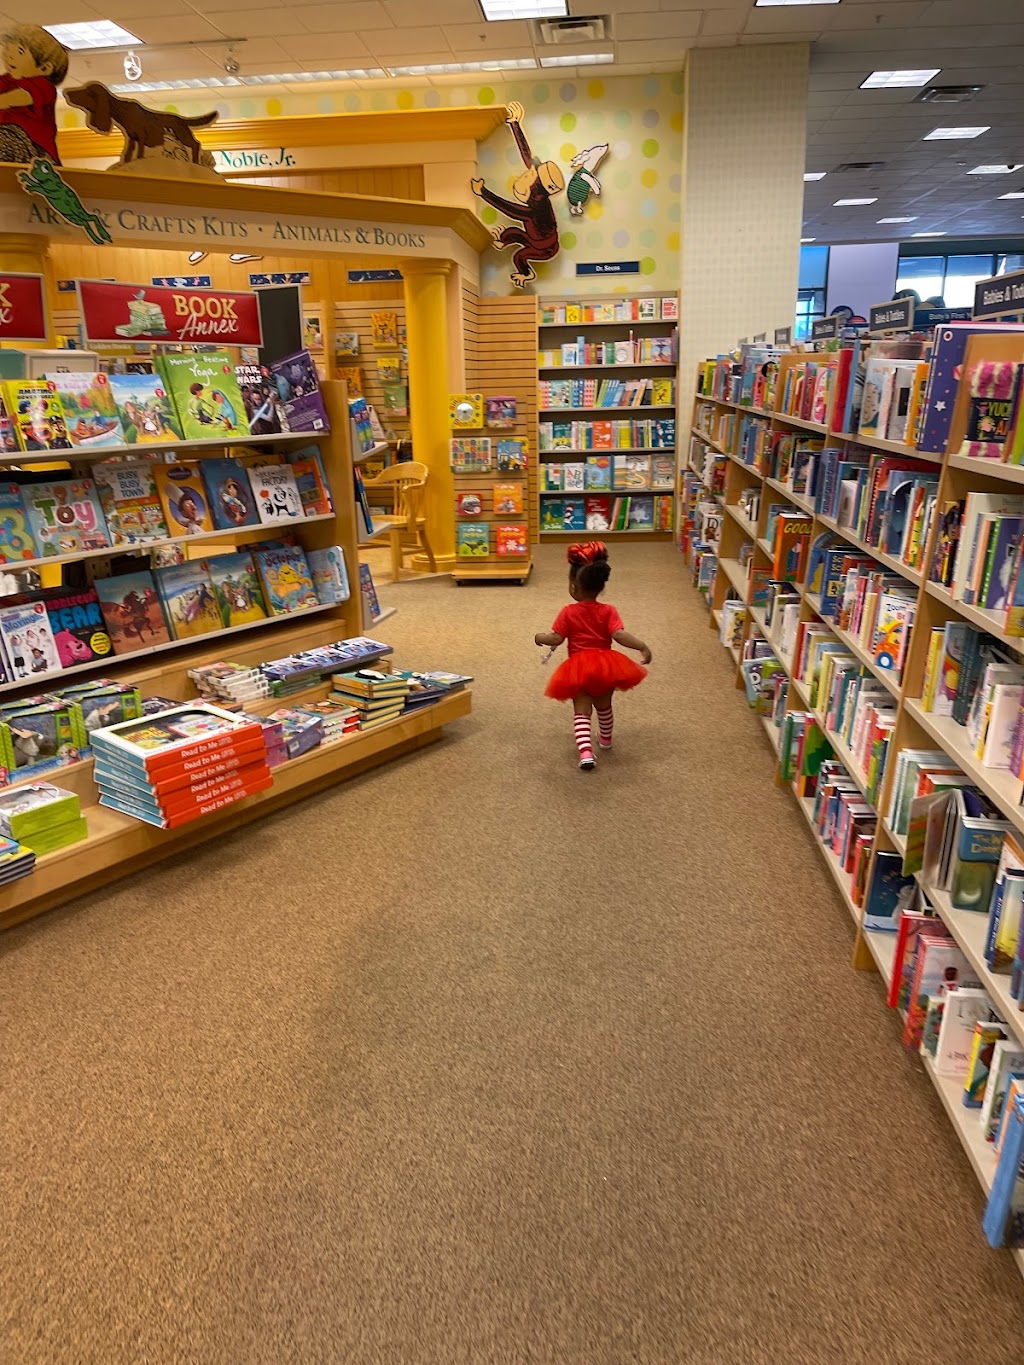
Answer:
top-left (59, 73), bottom-right (684, 297)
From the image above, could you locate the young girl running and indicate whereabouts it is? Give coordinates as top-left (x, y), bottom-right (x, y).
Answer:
top-left (534, 541), bottom-right (652, 770)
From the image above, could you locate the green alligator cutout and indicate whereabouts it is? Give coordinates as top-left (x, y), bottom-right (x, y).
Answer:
top-left (17, 158), bottom-right (111, 245)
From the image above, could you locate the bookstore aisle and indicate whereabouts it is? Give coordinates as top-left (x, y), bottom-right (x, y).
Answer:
top-left (2, 544), bottom-right (1024, 1364)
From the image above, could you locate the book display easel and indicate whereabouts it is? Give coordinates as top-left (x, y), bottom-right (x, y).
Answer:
top-left (681, 315), bottom-right (1024, 1272)
top-left (536, 292), bottom-right (678, 540)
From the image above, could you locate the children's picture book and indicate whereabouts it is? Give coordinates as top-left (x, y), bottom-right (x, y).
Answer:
top-left (381, 382), bottom-right (408, 417)
top-left (0, 600), bottom-right (61, 679)
top-left (307, 545), bottom-right (350, 605)
top-left (651, 377), bottom-right (674, 407)
top-left (456, 490), bottom-right (484, 517)
top-left (0, 481), bottom-right (38, 562)
top-left (335, 365), bottom-right (363, 398)
top-left (496, 439), bottom-right (527, 473)
top-left (2, 380), bottom-right (73, 452)
top-left (283, 446), bottom-right (333, 518)
top-left (200, 456), bottom-right (261, 531)
top-left (563, 497), bottom-right (585, 531)
top-left (457, 522), bottom-right (490, 557)
top-left (44, 373), bottom-right (124, 449)
top-left (154, 463), bottom-right (215, 536)
top-left (493, 483), bottom-right (525, 516)
top-left (204, 551), bottom-right (267, 627)
top-left (94, 570), bottom-right (170, 652)
top-left (42, 587), bottom-right (111, 668)
top-left (359, 561), bottom-right (381, 623)
top-left (246, 461), bottom-right (304, 524)
top-left (253, 542), bottom-right (319, 614)
top-left (371, 311), bottom-right (398, 348)
top-left (270, 350), bottom-right (328, 433)
top-left (449, 393), bottom-right (483, 428)
top-left (335, 332), bottom-right (359, 358)
top-left (585, 456), bottom-right (612, 490)
top-left (451, 438), bottom-right (492, 474)
top-left (22, 478), bottom-right (110, 556)
top-left (107, 374), bottom-right (182, 444)
top-left (585, 495), bottom-right (611, 531)
top-left (235, 363), bottom-right (284, 435)
top-left (91, 462), bottom-right (169, 546)
top-left (485, 396), bottom-right (517, 429)
top-left (496, 524), bottom-right (528, 556)
top-left (159, 350), bottom-right (251, 441)
top-left (155, 560), bottom-right (223, 640)
top-left (303, 310), bottom-right (324, 353)
top-left (375, 355), bottom-right (401, 384)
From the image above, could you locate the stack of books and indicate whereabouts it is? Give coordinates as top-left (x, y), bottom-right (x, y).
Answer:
top-left (0, 834), bottom-right (34, 885)
top-left (90, 704), bottom-right (272, 829)
top-left (293, 698), bottom-right (360, 742)
top-left (266, 708), bottom-right (324, 759)
top-left (0, 783), bottom-right (87, 854)
top-left (331, 670), bottom-right (411, 728)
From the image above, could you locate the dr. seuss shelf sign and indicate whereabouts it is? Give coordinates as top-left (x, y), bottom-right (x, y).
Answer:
top-left (77, 280), bottom-right (263, 346)
top-left (0, 272), bottom-right (46, 340)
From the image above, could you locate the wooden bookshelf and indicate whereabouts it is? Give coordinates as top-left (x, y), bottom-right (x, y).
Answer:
top-left (681, 350), bottom-right (1024, 1280)
top-left (0, 380), bottom-right (473, 928)
top-left (535, 293), bottom-right (677, 542)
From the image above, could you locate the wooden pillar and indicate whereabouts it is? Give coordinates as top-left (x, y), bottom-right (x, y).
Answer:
top-left (401, 257), bottom-right (456, 571)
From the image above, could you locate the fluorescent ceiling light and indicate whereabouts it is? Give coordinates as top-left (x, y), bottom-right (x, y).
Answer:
top-left (834, 198), bottom-right (878, 206)
top-left (804, 172), bottom-right (827, 181)
top-left (861, 69), bottom-right (939, 89)
top-left (479, 0), bottom-right (566, 17)
top-left (912, 231), bottom-right (946, 237)
top-left (877, 217), bottom-right (917, 223)
top-left (924, 126), bottom-right (989, 139)
top-left (111, 70), bottom-right (385, 93)
top-left (111, 77), bottom-right (240, 92)
top-left (390, 58), bottom-right (536, 75)
top-left (540, 53), bottom-right (613, 67)
top-left (44, 20), bottom-right (141, 49)
top-left (1000, 191), bottom-right (1024, 199)
top-left (755, 0), bottom-right (839, 6)
top-left (970, 164), bottom-right (1024, 174)
top-left (800, 237), bottom-right (816, 243)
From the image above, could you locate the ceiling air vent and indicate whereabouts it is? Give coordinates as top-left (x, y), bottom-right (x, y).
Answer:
top-left (834, 161), bottom-right (886, 173)
top-left (536, 16), bottom-right (608, 45)
top-left (915, 85), bottom-right (984, 103)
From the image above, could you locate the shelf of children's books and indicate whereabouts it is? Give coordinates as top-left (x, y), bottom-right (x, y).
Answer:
top-left (815, 513), bottom-right (924, 588)
top-left (771, 413), bottom-right (829, 435)
top-left (917, 876), bottom-right (1024, 1055)
top-left (539, 487), bottom-right (673, 497)
top-left (353, 441), bottom-right (391, 464)
top-left (800, 586), bottom-right (903, 699)
top-left (539, 319), bottom-right (677, 330)
top-left (918, 1052), bottom-right (1018, 1222)
top-left (804, 589), bottom-right (824, 618)
top-left (880, 815), bottom-right (908, 858)
top-left (0, 603), bottom-right (338, 699)
top-left (736, 404), bottom-right (773, 420)
top-left (924, 581), bottom-right (1024, 659)
top-left (861, 927), bottom-right (898, 986)
top-left (748, 603), bottom-right (768, 634)
top-left (540, 447), bottom-right (676, 456)
top-left (0, 430), bottom-right (324, 466)
top-left (947, 454), bottom-right (1024, 486)
top-left (903, 698), bottom-right (1024, 842)
top-left (728, 452), bottom-right (764, 479)
top-left (812, 704), bottom-right (877, 810)
top-left (538, 362), bottom-right (677, 372)
top-left (540, 528), bottom-right (672, 540)
top-left (540, 405), bottom-right (676, 414)
top-left (790, 667), bottom-right (812, 710)
top-left (0, 513), bottom-right (336, 577)
top-left (832, 429), bottom-right (942, 464)
top-left (755, 535), bottom-right (773, 559)
top-left (726, 505), bottom-right (764, 540)
top-left (690, 428), bottom-right (731, 459)
top-left (764, 477), bottom-right (816, 518)
top-left (760, 714), bottom-right (781, 754)
top-left (794, 790), bottom-right (862, 928)
top-left (718, 557), bottom-right (749, 597)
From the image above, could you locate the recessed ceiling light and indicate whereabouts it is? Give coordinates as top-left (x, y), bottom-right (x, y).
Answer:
top-left (44, 20), bottom-right (141, 49)
top-left (834, 198), bottom-right (878, 206)
top-left (540, 53), bottom-right (613, 67)
top-left (970, 164), bottom-right (1024, 174)
top-left (877, 217), bottom-right (917, 224)
top-left (390, 58), bottom-right (537, 75)
top-left (1001, 191), bottom-right (1024, 199)
top-left (860, 70), bottom-right (940, 89)
top-left (924, 126), bottom-right (990, 140)
top-left (912, 231), bottom-right (946, 237)
top-left (479, 0), bottom-right (566, 17)
top-left (804, 172), bottom-right (827, 181)
top-left (801, 237), bottom-right (816, 243)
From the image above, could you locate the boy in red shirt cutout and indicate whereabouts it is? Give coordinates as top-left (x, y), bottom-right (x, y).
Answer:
top-left (535, 541), bottom-right (651, 770)
top-left (0, 25), bottom-right (69, 164)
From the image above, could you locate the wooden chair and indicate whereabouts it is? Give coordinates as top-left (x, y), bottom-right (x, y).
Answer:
top-left (360, 461), bottom-right (437, 581)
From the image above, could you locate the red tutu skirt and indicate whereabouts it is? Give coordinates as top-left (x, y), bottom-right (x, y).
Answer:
top-left (545, 648), bottom-right (647, 701)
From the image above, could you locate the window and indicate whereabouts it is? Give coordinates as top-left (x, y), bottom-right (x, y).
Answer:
top-left (944, 254), bottom-right (997, 306)
top-left (997, 253), bottom-right (1024, 275)
top-left (895, 255), bottom-right (947, 304)
top-left (895, 251), bottom-right (998, 306)
top-left (795, 245), bottom-right (829, 339)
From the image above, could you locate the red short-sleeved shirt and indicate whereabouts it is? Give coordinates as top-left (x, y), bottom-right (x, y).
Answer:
top-left (552, 600), bottom-right (624, 654)
top-left (0, 76), bottom-right (58, 160)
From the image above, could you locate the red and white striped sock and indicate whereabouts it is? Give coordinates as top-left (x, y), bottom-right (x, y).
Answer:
top-left (596, 705), bottom-right (614, 749)
top-left (573, 713), bottom-right (595, 768)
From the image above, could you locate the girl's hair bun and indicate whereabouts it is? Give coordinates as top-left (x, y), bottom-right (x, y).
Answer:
top-left (567, 539), bottom-right (609, 567)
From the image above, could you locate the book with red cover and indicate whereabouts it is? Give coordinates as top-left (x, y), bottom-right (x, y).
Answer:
top-left (99, 771), bottom-right (274, 828)
top-left (772, 513), bottom-right (813, 582)
top-left (888, 911), bottom-right (950, 1011)
top-left (830, 348), bottom-right (854, 433)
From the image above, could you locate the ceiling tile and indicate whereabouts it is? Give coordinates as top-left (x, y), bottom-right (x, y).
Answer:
top-left (383, 0), bottom-right (478, 20)
top-left (612, 11), bottom-right (700, 40)
top-left (279, 34), bottom-right (375, 63)
top-left (357, 25), bottom-right (451, 55)
top-left (444, 20), bottom-right (533, 51)
top-left (121, 15), bottom-right (230, 43)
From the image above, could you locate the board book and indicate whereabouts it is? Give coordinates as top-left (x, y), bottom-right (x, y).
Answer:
top-left (107, 373), bottom-right (182, 444)
top-left (155, 560), bottom-right (223, 640)
top-left (252, 542), bottom-right (319, 614)
top-left (200, 457), bottom-right (261, 530)
top-left (204, 551), bottom-right (267, 627)
top-left (22, 477), bottom-right (109, 556)
top-left (91, 462), bottom-right (169, 546)
top-left (94, 571), bottom-right (170, 652)
top-left (158, 350), bottom-right (251, 441)
top-left (154, 463), bottom-right (216, 536)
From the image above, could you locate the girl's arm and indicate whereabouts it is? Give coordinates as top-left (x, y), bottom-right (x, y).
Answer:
top-left (613, 629), bottom-right (652, 665)
top-left (535, 630), bottom-right (564, 647)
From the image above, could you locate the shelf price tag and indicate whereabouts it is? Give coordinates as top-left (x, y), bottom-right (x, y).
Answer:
top-left (77, 278), bottom-right (263, 345)
top-left (0, 272), bottom-right (47, 340)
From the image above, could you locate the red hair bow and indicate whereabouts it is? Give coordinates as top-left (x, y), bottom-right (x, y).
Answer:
top-left (566, 540), bottom-right (608, 566)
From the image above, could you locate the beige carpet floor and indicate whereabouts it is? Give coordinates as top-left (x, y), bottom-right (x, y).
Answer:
top-left (2, 542), bottom-right (1024, 1364)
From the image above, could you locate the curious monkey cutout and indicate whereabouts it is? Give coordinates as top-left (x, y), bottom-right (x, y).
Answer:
top-left (472, 102), bottom-right (564, 288)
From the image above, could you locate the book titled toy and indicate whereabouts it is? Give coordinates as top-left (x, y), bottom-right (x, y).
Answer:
top-left (107, 374), bottom-right (182, 444)
top-left (22, 478), bottom-right (109, 556)
top-left (91, 462), bottom-right (169, 547)
top-left (253, 542), bottom-right (319, 615)
top-left (154, 463), bottom-right (215, 536)
top-left (158, 350), bottom-right (251, 441)
top-left (44, 373), bottom-right (124, 449)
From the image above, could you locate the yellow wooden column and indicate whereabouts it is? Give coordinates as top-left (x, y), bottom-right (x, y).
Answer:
top-left (401, 257), bottom-right (456, 572)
